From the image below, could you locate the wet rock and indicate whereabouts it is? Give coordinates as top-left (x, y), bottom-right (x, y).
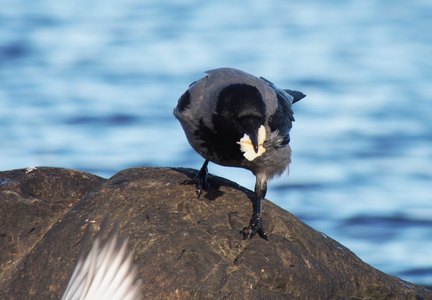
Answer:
top-left (0, 167), bottom-right (430, 299)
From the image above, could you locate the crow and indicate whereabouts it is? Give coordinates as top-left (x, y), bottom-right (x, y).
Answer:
top-left (173, 67), bottom-right (305, 240)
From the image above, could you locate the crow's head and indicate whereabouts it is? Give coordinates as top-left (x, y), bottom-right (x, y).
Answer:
top-left (213, 83), bottom-right (266, 161)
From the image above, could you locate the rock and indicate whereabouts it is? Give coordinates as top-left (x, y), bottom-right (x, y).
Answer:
top-left (0, 167), bottom-right (106, 280)
top-left (0, 167), bottom-right (430, 299)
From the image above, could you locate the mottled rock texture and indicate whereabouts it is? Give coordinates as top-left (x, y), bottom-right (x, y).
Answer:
top-left (0, 167), bottom-right (430, 299)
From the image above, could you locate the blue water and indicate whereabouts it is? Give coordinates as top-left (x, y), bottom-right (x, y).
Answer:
top-left (1, 0), bottom-right (431, 287)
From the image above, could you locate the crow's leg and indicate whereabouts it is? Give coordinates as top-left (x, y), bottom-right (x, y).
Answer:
top-left (242, 176), bottom-right (268, 240)
top-left (182, 160), bottom-right (210, 198)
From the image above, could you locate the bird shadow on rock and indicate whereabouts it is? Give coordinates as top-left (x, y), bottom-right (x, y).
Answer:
top-left (170, 167), bottom-right (256, 204)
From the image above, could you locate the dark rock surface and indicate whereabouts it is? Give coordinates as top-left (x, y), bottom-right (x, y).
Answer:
top-left (0, 167), bottom-right (430, 299)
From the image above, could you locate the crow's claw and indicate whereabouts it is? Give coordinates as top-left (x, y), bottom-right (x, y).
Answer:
top-left (242, 214), bottom-right (268, 240)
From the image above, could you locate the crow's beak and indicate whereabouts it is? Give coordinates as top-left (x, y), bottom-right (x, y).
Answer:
top-left (248, 130), bottom-right (259, 153)
top-left (241, 118), bottom-right (260, 153)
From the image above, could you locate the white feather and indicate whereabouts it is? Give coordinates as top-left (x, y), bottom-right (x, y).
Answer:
top-left (62, 222), bottom-right (142, 300)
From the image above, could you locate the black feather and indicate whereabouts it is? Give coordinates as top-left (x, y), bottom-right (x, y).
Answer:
top-left (215, 84), bottom-right (265, 120)
top-left (268, 92), bottom-right (294, 146)
top-left (196, 118), bottom-right (244, 163)
top-left (284, 89), bottom-right (306, 104)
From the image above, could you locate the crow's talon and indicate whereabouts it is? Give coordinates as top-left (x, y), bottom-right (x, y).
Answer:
top-left (242, 214), bottom-right (268, 240)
